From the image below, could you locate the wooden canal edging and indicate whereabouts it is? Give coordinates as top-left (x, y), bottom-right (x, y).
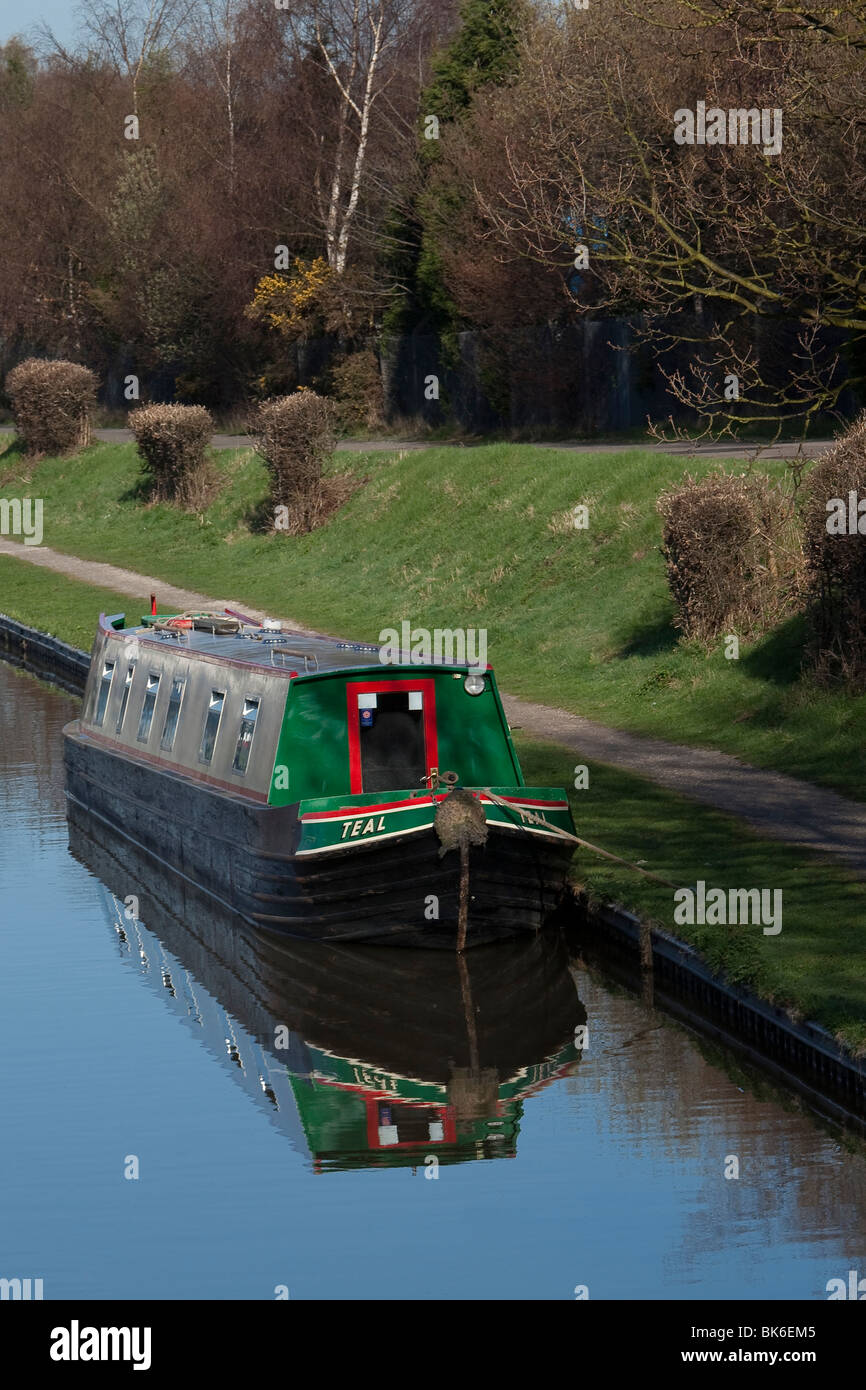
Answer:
top-left (3, 609), bottom-right (866, 1132)
top-left (0, 612), bottom-right (91, 694)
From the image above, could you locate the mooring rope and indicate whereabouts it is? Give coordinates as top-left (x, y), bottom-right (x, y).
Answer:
top-left (481, 787), bottom-right (678, 890)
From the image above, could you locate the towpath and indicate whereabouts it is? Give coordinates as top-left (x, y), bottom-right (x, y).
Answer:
top-left (2, 536), bottom-right (865, 876)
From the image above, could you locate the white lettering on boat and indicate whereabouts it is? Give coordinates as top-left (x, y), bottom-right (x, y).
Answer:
top-left (340, 815), bottom-right (387, 839)
top-left (353, 1066), bottom-right (399, 1092)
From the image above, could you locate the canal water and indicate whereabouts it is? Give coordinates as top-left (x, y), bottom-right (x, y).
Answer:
top-left (1, 658), bottom-right (864, 1301)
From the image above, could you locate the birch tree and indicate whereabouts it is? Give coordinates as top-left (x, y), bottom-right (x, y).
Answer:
top-left (297, 0), bottom-right (416, 274)
top-left (185, 0), bottom-right (246, 194)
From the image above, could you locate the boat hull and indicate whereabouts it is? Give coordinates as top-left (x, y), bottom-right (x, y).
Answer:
top-left (63, 721), bottom-right (577, 946)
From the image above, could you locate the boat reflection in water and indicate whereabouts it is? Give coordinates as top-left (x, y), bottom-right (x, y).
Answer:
top-left (68, 806), bottom-right (587, 1172)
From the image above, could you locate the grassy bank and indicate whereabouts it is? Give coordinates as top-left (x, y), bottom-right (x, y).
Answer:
top-left (0, 550), bottom-right (146, 649)
top-left (2, 553), bottom-right (865, 1053)
top-left (1, 435), bottom-right (862, 799)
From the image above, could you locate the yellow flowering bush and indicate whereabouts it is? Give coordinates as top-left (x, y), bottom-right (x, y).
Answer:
top-left (245, 258), bottom-right (331, 338)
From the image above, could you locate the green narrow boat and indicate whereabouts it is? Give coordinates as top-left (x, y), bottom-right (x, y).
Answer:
top-left (63, 608), bottom-right (578, 945)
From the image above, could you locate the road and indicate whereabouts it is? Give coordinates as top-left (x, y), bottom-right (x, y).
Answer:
top-left (0, 425), bottom-right (835, 459)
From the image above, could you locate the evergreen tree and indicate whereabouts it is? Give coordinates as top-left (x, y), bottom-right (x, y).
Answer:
top-left (423, 0), bottom-right (525, 130)
top-left (383, 0), bottom-right (527, 347)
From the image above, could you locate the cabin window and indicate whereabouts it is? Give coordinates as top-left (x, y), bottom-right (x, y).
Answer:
top-left (137, 673), bottom-right (161, 743)
top-left (160, 678), bottom-right (185, 752)
top-left (359, 689), bottom-right (427, 793)
top-left (200, 690), bottom-right (226, 763)
top-left (232, 697), bottom-right (260, 774)
top-left (94, 660), bottom-right (115, 726)
top-left (116, 662), bottom-right (136, 732)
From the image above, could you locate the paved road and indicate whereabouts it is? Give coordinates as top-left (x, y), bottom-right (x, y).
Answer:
top-left (0, 425), bottom-right (835, 459)
top-left (1, 536), bottom-right (864, 877)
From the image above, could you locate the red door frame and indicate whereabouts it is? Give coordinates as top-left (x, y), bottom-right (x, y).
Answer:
top-left (365, 1095), bottom-right (457, 1149)
top-left (346, 678), bottom-right (438, 795)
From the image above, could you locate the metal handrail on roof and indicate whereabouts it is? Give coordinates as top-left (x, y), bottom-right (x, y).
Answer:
top-left (270, 646), bottom-right (319, 673)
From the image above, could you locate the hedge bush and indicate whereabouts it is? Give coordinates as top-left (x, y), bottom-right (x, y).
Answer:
top-left (803, 413), bottom-right (866, 687)
top-left (5, 358), bottom-right (98, 456)
top-left (129, 403), bottom-right (214, 507)
top-left (331, 350), bottom-right (384, 431)
top-left (657, 469), bottom-right (801, 642)
top-left (250, 390), bottom-right (336, 534)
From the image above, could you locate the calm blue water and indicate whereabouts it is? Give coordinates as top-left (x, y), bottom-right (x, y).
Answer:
top-left (1, 659), bottom-right (864, 1300)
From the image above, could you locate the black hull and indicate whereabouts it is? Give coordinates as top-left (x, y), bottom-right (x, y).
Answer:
top-left (63, 725), bottom-right (576, 947)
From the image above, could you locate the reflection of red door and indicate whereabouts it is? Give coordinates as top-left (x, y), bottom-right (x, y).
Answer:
top-left (365, 1095), bottom-right (457, 1150)
top-left (346, 679), bottom-right (438, 795)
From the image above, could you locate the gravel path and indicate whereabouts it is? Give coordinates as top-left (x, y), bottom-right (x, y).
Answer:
top-left (2, 536), bottom-right (864, 875)
top-left (0, 538), bottom-right (326, 637)
top-left (501, 695), bottom-right (866, 876)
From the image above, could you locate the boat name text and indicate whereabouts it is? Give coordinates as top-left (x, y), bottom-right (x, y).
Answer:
top-left (341, 815), bottom-right (387, 839)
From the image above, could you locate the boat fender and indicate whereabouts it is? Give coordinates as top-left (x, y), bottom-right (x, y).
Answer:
top-left (434, 788), bottom-right (488, 860)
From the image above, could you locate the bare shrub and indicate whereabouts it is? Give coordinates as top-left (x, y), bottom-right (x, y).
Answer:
top-left (129, 404), bottom-right (214, 508)
top-left (657, 470), bottom-right (802, 642)
top-left (250, 391), bottom-right (336, 534)
top-left (5, 358), bottom-right (98, 457)
top-left (330, 350), bottom-right (385, 431)
top-left (803, 413), bottom-right (866, 687)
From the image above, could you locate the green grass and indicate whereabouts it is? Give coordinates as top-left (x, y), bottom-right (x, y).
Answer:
top-left (2, 551), bottom-right (864, 1051)
top-left (521, 737), bottom-right (866, 1054)
top-left (0, 551), bottom-right (146, 649)
top-left (1, 435), bottom-right (865, 804)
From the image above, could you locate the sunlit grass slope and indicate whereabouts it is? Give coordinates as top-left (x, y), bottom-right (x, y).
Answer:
top-left (1, 436), bottom-right (862, 798)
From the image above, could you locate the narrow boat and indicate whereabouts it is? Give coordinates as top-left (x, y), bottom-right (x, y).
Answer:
top-left (63, 608), bottom-right (578, 946)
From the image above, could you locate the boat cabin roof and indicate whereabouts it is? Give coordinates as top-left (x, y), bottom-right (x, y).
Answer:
top-left (102, 611), bottom-right (485, 677)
